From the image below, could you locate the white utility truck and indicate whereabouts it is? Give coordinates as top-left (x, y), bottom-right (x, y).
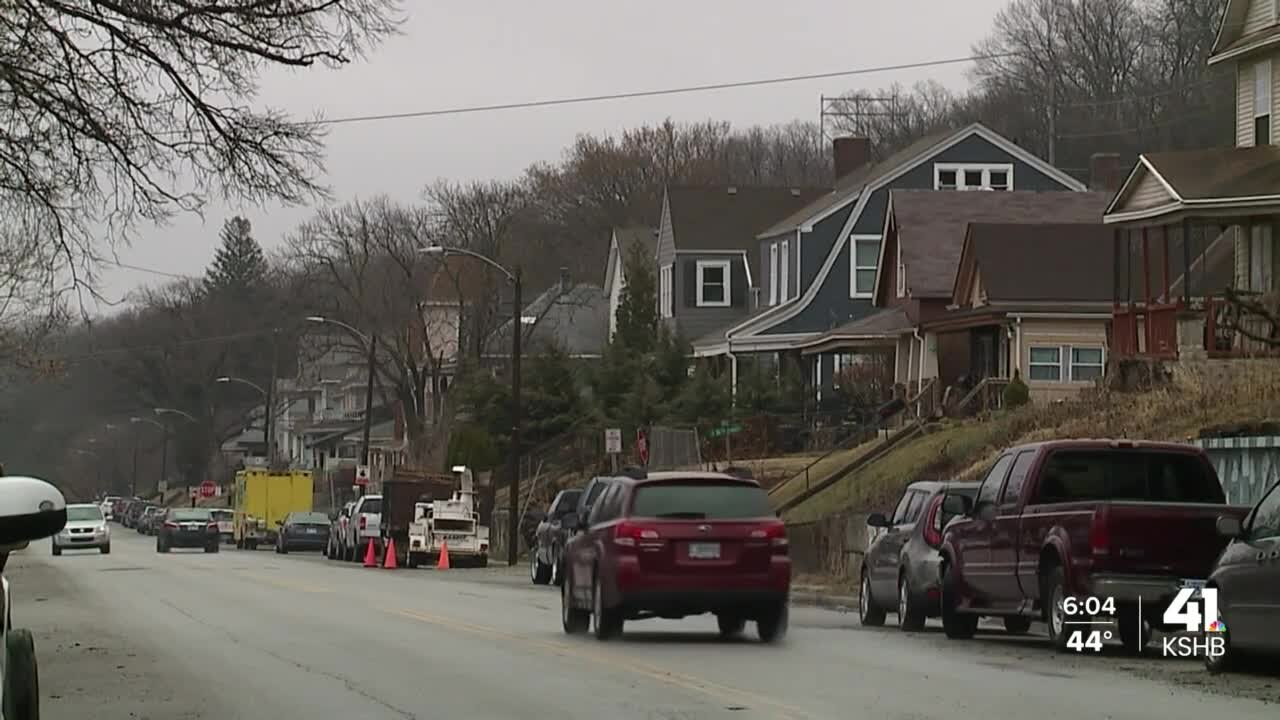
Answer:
top-left (406, 465), bottom-right (489, 568)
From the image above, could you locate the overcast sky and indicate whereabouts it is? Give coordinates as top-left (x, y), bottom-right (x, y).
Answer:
top-left (97, 0), bottom-right (1008, 308)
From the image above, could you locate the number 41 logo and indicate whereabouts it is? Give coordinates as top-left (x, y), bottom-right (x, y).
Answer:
top-left (1162, 587), bottom-right (1225, 633)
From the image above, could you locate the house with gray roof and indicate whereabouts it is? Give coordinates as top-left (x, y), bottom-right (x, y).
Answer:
top-left (688, 123), bottom-right (1090, 397)
top-left (604, 226), bottom-right (657, 340)
top-left (486, 274), bottom-right (609, 361)
top-left (655, 185), bottom-right (827, 343)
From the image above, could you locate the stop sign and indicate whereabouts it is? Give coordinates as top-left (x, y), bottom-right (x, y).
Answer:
top-left (199, 480), bottom-right (217, 498)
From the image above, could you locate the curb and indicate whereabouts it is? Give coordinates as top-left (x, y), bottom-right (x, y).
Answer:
top-left (791, 591), bottom-right (859, 611)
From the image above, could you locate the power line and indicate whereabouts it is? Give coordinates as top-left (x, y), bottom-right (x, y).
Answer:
top-left (314, 53), bottom-right (1015, 127)
top-left (104, 259), bottom-right (196, 280)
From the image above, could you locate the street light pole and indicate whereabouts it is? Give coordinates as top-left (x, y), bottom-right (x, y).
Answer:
top-left (507, 267), bottom-right (522, 568)
top-left (361, 335), bottom-right (378, 467)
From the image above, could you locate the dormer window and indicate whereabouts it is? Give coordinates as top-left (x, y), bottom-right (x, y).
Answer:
top-left (935, 163), bottom-right (1013, 191)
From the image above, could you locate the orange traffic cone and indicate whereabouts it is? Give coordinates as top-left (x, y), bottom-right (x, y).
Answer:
top-left (363, 539), bottom-right (377, 567)
top-left (383, 538), bottom-right (399, 569)
top-left (436, 541), bottom-right (450, 570)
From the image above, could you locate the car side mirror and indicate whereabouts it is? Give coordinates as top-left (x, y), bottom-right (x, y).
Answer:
top-left (942, 494), bottom-right (973, 517)
top-left (1216, 515), bottom-right (1244, 539)
top-left (0, 476), bottom-right (67, 544)
top-left (866, 512), bottom-right (890, 528)
top-left (973, 500), bottom-right (997, 522)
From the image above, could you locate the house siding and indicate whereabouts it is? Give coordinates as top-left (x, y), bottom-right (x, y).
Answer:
top-left (1238, 62), bottom-right (1255, 147)
top-left (1244, 0), bottom-right (1276, 35)
top-left (765, 134), bottom-right (1074, 336)
top-left (1017, 318), bottom-right (1108, 403)
top-left (607, 250), bottom-right (624, 339)
top-left (1128, 171), bottom-right (1175, 210)
top-left (671, 253), bottom-right (750, 341)
top-left (757, 230), bottom-right (803, 307)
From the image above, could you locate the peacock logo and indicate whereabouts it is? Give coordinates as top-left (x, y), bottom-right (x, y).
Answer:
top-left (1206, 619), bottom-right (1226, 633)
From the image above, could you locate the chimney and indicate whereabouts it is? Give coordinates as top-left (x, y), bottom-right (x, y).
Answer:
top-left (1089, 152), bottom-right (1123, 194)
top-left (833, 137), bottom-right (872, 182)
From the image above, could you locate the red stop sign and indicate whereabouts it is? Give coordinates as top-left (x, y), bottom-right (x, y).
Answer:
top-left (199, 480), bottom-right (217, 498)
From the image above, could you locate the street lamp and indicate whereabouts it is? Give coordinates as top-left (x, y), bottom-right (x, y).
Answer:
top-left (131, 416), bottom-right (164, 497)
top-left (420, 243), bottom-right (523, 567)
top-left (149, 408), bottom-right (197, 499)
top-left (216, 376), bottom-right (275, 463)
top-left (305, 316), bottom-right (378, 479)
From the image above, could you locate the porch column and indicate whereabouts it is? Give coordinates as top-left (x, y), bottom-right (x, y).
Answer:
top-left (1181, 218), bottom-right (1191, 305)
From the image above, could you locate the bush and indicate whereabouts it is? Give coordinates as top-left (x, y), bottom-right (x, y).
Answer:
top-left (1003, 371), bottom-right (1030, 408)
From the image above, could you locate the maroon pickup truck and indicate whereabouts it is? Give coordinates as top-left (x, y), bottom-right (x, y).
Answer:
top-left (938, 439), bottom-right (1251, 654)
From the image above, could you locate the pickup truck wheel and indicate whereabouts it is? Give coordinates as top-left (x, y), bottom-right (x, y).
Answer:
top-left (3, 628), bottom-right (39, 720)
top-left (858, 573), bottom-right (886, 626)
top-left (1003, 616), bottom-right (1032, 635)
top-left (531, 548), bottom-right (551, 585)
top-left (940, 564), bottom-right (978, 640)
top-left (898, 576), bottom-right (926, 632)
top-left (561, 571), bottom-right (589, 634)
top-left (1042, 565), bottom-right (1071, 652)
top-left (1117, 605), bottom-right (1151, 655)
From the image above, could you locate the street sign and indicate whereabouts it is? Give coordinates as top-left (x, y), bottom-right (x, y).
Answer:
top-left (355, 465), bottom-right (370, 486)
top-left (604, 428), bottom-right (622, 454)
top-left (706, 423), bottom-right (745, 439)
top-left (188, 487), bottom-right (199, 499)
top-left (199, 480), bottom-right (217, 498)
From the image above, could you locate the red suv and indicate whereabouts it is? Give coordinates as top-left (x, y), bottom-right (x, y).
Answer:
top-left (559, 470), bottom-right (790, 642)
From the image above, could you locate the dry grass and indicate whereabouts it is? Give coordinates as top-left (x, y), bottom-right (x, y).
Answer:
top-left (785, 359), bottom-right (1280, 524)
top-left (764, 438), bottom-right (883, 508)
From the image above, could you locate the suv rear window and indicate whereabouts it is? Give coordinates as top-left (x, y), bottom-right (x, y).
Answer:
top-left (358, 498), bottom-right (382, 514)
top-left (1037, 450), bottom-right (1224, 504)
top-left (631, 481), bottom-right (772, 520)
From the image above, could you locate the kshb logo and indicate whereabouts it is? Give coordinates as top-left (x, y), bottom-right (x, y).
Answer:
top-left (1161, 587), bottom-right (1226, 659)
top-left (1162, 587), bottom-right (1224, 633)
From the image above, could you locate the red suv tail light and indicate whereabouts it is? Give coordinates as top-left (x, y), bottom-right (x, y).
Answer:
top-left (922, 496), bottom-right (944, 548)
top-left (163, 521), bottom-right (178, 530)
top-left (749, 520), bottom-right (789, 555)
top-left (614, 521), bottom-right (663, 549)
top-left (206, 522), bottom-right (219, 533)
top-left (1089, 505), bottom-right (1111, 558)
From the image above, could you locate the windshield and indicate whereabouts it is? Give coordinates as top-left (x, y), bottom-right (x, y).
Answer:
top-left (358, 498), bottom-right (382, 514)
top-left (66, 505), bottom-right (103, 521)
top-left (631, 481), bottom-right (771, 520)
top-left (210, 510), bottom-right (233, 520)
top-left (170, 509), bottom-right (212, 522)
top-left (290, 512), bottom-right (329, 524)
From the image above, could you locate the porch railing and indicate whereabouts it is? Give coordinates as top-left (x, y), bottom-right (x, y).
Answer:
top-left (951, 377), bottom-right (1010, 416)
top-left (1111, 302), bottom-right (1179, 360)
top-left (1204, 293), bottom-right (1280, 358)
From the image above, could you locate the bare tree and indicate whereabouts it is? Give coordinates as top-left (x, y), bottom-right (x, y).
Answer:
top-left (0, 0), bottom-right (403, 335)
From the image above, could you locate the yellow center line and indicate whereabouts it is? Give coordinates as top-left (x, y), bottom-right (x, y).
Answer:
top-left (390, 607), bottom-right (808, 719)
top-left (233, 570), bottom-right (332, 594)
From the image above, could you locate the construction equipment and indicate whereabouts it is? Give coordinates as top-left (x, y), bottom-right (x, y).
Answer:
top-left (407, 466), bottom-right (490, 568)
top-left (233, 467), bottom-right (313, 550)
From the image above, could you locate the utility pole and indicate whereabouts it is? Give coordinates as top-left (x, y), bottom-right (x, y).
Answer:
top-left (266, 329), bottom-right (278, 465)
top-left (159, 424), bottom-right (169, 498)
top-left (506, 267), bottom-right (523, 567)
top-left (131, 431), bottom-right (139, 497)
top-left (360, 335), bottom-right (378, 485)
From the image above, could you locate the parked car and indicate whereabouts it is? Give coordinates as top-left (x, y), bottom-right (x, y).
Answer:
top-left (531, 488), bottom-right (584, 586)
top-left (210, 509), bottom-right (234, 544)
top-left (156, 508), bottom-right (220, 553)
top-left (860, 481), bottom-right (979, 631)
top-left (51, 503), bottom-right (110, 556)
top-left (1206, 478), bottom-right (1280, 673)
top-left (326, 501), bottom-right (355, 561)
top-left (137, 506), bottom-right (165, 535)
top-left (275, 511), bottom-right (331, 554)
top-left (122, 501), bottom-right (147, 528)
top-left (939, 439), bottom-right (1251, 654)
top-left (99, 496), bottom-right (120, 521)
top-left (560, 470), bottom-right (790, 642)
top-left (341, 495), bottom-right (382, 561)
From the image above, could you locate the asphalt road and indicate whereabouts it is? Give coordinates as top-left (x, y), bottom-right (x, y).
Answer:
top-left (8, 529), bottom-right (1277, 720)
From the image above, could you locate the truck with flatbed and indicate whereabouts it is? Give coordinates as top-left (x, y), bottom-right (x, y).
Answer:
top-left (406, 466), bottom-right (490, 568)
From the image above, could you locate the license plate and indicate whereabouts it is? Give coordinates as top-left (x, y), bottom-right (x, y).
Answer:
top-left (688, 542), bottom-right (720, 560)
top-left (306, 528), bottom-right (318, 534)
top-left (1180, 578), bottom-right (1206, 598)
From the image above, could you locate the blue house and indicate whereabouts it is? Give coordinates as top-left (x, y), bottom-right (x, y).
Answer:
top-left (689, 123), bottom-right (1087, 396)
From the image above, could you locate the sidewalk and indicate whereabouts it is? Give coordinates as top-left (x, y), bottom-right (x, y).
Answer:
top-left (790, 582), bottom-right (858, 611)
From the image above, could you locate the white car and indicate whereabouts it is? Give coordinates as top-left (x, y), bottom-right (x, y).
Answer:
top-left (210, 509), bottom-right (234, 543)
top-left (99, 496), bottom-right (120, 521)
top-left (52, 504), bottom-right (110, 555)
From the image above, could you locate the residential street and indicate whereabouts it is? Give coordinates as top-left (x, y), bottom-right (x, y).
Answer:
top-left (3, 531), bottom-right (1272, 720)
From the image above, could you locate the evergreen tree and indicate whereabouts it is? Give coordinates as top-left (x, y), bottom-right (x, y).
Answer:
top-left (614, 241), bottom-right (658, 353)
top-left (204, 216), bottom-right (267, 296)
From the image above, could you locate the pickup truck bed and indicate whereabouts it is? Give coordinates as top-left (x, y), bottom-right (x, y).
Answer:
top-left (940, 439), bottom-right (1250, 653)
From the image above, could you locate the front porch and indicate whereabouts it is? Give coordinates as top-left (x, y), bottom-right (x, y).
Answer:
top-left (1106, 146), bottom-right (1280, 364)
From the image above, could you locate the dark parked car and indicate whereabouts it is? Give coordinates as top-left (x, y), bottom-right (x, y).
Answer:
top-left (156, 508), bottom-right (220, 553)
top-left (560, 470), bottom-right (790, 642)
top-left (276, 511), bottom-right (331, 554)
top-left (1206, 479), bottom-right (1280, 673)
top-left (531, 488), bottom-right (584, 586)
top-left (123, 501), bottom-right (148, 528)
top-left (860, 481), bottom-right (980, 631)
top-left (138, 506), bottom-right (166, 535)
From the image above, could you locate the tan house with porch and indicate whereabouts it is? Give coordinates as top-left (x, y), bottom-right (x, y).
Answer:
top-left (1105, 0), bottom-right (1280, 361)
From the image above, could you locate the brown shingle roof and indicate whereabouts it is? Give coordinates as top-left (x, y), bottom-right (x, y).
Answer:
top-left (667, 185), bottom-right (827, 269)
top-left (1142, 145), bottom-right (1280, 200)
top-left (965, 223), bottom-right (1113, 304)
top-left (892, 190), bottom-right (1112, 298)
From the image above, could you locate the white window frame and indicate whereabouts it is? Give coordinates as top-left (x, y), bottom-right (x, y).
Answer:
top-left (695, 259), bottom-right (731, 308)
top-left (1069, 346), bottom-right (1106, 383)
top-left (934, 163), bottom-right (1014, 191)
top-left (1256, 59), bottom-right (1273, 146)
top-left (659, 264), bottom-right (673, 318)
top-left (768, 243), bottom-right (778, 306)
top-left (895, 243), bottom-right (906, 298)
top-left (849, 235), bottom-right (880, 299)
top-left (1027, 346), bottom-right (1063, 382)
top-left (779, 239), bottom-right (790, 302)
